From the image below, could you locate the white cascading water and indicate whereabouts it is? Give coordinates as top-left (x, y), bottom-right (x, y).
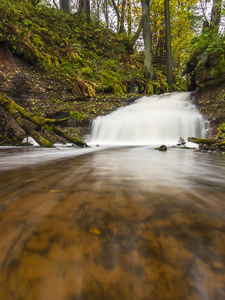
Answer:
top-left (89, 92), bottom-right (208, 146)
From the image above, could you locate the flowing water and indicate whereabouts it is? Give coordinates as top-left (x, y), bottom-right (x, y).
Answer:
top-left (0, 93), bottom-right (225, 300)
top-left (90, 92), bottom-right (208, 146)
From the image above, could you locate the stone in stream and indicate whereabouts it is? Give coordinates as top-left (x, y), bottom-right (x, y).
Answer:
top-left (156, 145), bottom-right (167, 151)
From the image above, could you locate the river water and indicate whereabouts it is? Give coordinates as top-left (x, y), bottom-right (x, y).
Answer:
top-left (0, 93), bottom-right (225, 300)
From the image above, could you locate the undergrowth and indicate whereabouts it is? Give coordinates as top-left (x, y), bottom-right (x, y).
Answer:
top-left (0, 0), bottom-right (176, 96)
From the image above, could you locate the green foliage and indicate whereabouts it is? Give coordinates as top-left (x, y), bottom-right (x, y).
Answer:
top-left (216, 122), bottom-right (225, 139)
top-left (81, 67), bottom-right (93, 77)
top-left (0, 0), bottom-right (179, 97)
top-left (70, 111), bottom-right (84, 123)
top-left (188, 28), bottom-right (225, 65)
top-left (100, 70), bottom-right (126, 95)
top-left (185, 27), bottom-right (225, 81)
top-left (211, 54), bottom-right (225, 77)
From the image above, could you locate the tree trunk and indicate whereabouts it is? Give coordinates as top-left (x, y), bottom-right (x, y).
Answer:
top-left (53, 0), bottom-right (59, 9)
top-left (0, 96), bottom-right (53, 147)
top-left (78, 0), bottom-right (91, 21)
top-left (59, 0), bottom-right (71, 11)
top-left (211, 0), bottom-right (222, 30)
top-left (119, 0), bottom-right (126, 34)
top-left (164, 0), bottom-right (172, 91)
top-left (127, 0), bottom-right (132, 36)
top-left (111, 0), bottom-right (122, 34)
top-left (103, 0), bottom-right (109, 28)
top-left (0, 96), bottom-right (88, 148)
top-left (130, 19), bottom-right (142, 47)
top-left (141, 0), bottom-right (154, 79)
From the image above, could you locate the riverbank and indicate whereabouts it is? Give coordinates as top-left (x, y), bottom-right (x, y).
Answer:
top-left (0, 45), bottom-right (140, 146)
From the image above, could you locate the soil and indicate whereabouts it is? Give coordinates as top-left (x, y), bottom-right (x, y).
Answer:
top-left (195, 84), bottom-right (225, 138)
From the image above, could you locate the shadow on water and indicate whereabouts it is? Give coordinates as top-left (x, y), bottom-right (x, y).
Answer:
top-left (0, 146), bottom-right (225, 300)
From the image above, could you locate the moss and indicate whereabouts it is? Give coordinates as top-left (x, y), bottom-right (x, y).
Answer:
top-left (188, 137), bottom-right (217, 144)
top-left (155, 145), bottom-right (167, 151)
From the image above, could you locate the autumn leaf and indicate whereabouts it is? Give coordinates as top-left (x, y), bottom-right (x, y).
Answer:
top-left (89, 228), bottom-right (101, 235)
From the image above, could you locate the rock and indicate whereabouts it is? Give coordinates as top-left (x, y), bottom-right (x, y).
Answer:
top-left (22, 136), bottom-right (39, 146)
top-left (177, 137), bottom-right (186, 146)
top-left (156, 145), bottom-right (167, 151)
top-left (130, 85), bottom-right (139, 94)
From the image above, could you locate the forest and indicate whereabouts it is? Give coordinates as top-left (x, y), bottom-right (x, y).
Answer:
top-left (0, 0), bottom-right (225, 148)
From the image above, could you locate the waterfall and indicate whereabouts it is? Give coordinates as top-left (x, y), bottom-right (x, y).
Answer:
top-left (89, 92), bottom-right (208, 146)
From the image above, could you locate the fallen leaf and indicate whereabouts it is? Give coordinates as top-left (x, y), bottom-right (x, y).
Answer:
top-left (89, 228), bottom-right (101, 235)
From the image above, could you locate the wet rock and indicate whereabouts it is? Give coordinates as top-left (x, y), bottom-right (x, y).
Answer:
top-left (156, 145), bottom-right (167, 151)
top-left (177, 137), bottom-right (186, 146)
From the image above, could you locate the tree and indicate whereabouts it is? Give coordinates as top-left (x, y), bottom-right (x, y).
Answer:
top-left (164, 0), bottom-right (172, 91)
top-left (103, 0), bottom-right (109, 28)
top-left (111, 0), bottom-right (126, 33)
top-left (78, 0), bottom-right (91, 20)
top-left (59, 0), bottom-right (71, 11)
top-left (141, 0), bottom-right (154, 79)
top-left (210, 0), bottom-right (222, 30)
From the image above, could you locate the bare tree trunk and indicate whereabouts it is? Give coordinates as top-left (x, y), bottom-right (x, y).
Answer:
top-left (59, 0), bottom-right (71, 11)
top-left (53, 0), bottom-right (59, 9)
top-left (119, 0), bottom-right (126, 34)
top-left (103, 0), bottom-right (109, 28)
top-left (127, 0), bottom-right (132, 36)
top-left (211, 0), bottom-right (222, 30)
top-left (111, 0), bottom-right (121, 34)
top-left (130, 19), bottom-right (142, 47)
top-left (78, 0), bottom-right (91, 21)
top-left (141, 0), bottom-right (154, 79)
top-left (164, 0), bottom-right (172, 91)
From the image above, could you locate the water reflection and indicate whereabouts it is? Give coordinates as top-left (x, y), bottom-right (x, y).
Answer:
top-left (0, 147), bottom-right (225, 300)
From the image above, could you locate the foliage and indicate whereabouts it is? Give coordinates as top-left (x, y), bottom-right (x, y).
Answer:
top-left (150, 0), bottom-right (199, 66)
top-left (70, 111), bottom-right (84, 122)
top-left (0, 0), bottom-right (184, 97)
top-left (216, 122), bottom-right (225, 139)
top-left (186, 26), bottom-right (225, 76)
top-left (0, 1), bottom-right (132, 96)
top-left (100, 69), bottom-right (127, 95)
top-left (189, 28), bottom-right (225, 58)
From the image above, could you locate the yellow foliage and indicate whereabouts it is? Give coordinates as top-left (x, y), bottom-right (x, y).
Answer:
top-left (151, 0), bottom-right (198, 66)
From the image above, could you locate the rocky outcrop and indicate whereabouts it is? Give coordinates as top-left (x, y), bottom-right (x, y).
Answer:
top-left (185, 51), bottom-right (225, 139)
top-left (195, 52), bottom-right (225, 89)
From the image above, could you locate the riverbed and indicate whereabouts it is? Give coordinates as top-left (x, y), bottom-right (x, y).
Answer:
top-left (0, 146), bottom-right (225, 300)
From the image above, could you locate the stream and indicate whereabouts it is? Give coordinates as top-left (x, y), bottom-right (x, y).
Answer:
top-left (0, 146), bottom-right (225, 300)
top-left (0, 92), bottom-right (225, 300)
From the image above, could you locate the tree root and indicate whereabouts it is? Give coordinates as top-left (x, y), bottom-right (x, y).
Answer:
top-left (0, 95), bottom-right (88, 148)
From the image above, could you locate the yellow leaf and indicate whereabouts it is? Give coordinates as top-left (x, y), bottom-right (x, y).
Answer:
top-left (89, 228), bottom-right (101, 235)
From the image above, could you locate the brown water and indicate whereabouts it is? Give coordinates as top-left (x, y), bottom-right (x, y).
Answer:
top-left (0, 146), bottom-right (225, 300)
